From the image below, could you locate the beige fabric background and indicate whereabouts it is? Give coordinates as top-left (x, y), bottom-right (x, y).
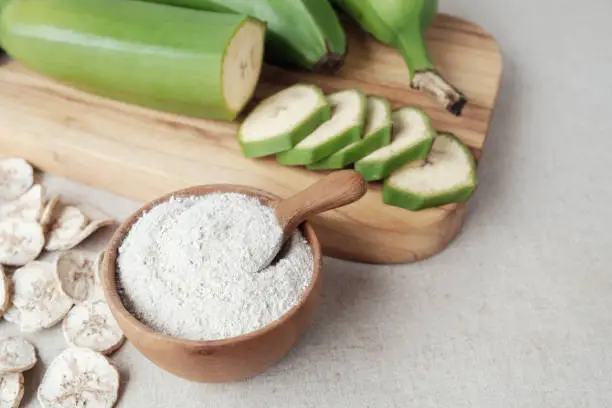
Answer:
top-left (2, 0), bottom-right (612, 406)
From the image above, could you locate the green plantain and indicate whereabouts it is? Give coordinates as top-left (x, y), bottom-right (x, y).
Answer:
top-left (332, 0), bottom-right (468, 116)
top-left (0, 0), bottom-right (266, 120)
top-left (0, 0), bottom-right (9, 48)
top-left (141, 0), bottom-right (347, 73)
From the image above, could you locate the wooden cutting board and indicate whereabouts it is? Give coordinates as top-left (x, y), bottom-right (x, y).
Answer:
top-left (0, 14), bottom-right (503, 264)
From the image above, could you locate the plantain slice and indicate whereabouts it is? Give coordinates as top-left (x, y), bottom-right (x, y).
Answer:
top-left (383, 133), bottom-right (478, 211)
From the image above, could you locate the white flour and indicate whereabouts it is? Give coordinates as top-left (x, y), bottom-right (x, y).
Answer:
top-left (116, 193), bottom-right (314, 341)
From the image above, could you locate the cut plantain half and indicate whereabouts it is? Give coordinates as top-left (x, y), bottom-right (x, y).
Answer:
top-left (383, 133), bottom-right (477, 211)
top-left (308, 96), bottom-right (392, 170)
top-left (238, 84), bottom-right (331, 158)
top-left (355, 107), bottom-right (435, 181)
top-left (276, 89), bottom-right (367, 165)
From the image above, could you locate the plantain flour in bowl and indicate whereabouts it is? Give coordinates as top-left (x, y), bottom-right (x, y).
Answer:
top-left (116, 192), bottom-right (314, 341)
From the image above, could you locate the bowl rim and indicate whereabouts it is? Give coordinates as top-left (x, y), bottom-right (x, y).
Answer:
top-left (101, 183), bottom-right (322, 348)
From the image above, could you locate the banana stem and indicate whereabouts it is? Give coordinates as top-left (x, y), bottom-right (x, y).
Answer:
top-left (394, 25), bottom-right (434, 75)
top-left (412, 70), bottom-right (467, 116)
top-left (394, 24), bottom-right (468, 116)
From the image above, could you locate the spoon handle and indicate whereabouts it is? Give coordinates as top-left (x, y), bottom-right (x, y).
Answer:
top-left (274, 170), bottom-right (368, 240)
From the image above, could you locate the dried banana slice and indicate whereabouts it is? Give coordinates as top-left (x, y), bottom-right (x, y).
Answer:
top-left (7, 261), bottom-right (74, 332)
top-left (0, 266), bottom-right (9, 317)
top-left (38, 348), bottom-right (119, 408)
top-left (77, 204), bottom-right (114, 223)
top-left (92, 251), bottom-right (106, 300)
top-left (94, 251), bottom-right (104, 285)
top-left (63, 300), bottom-right (124, 355)
top-left (65, 219), bottom-right (116, 251)
top-left (0, 184), bottom-right (45, 221)
top-left (45, 205), bottom-right (89, 251)
top-left (0, 337), bottom-right (37, 373)
top-left (39, 195), bottom-right (61, 232)
top-left (0, 158), bottom-right (34, 202)
top-left (56, 250), bottom-right (102, 303)
top-left (2, 307), bottom-right (20, 325)
top-left (45, 204), bottom-right (116, 252)
top-left (68, 205), bottom-right (117, 249)
top-left (0, 372), bottom-right (24, 408)
top-left (0, 219), bottom-right (45, 266)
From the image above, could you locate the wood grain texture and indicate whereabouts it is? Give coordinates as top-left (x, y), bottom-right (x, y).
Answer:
top-left (101, 185), bottom-right (323, 383)
top-left (0, 14), bottom-right (503, 264)
top-left (275, 170), bottom-right (367, 241)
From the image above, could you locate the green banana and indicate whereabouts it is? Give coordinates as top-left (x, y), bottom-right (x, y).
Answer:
top-left (0, 0), bottom-right (8, 15)
top-left (141, 0), bottom-right (348, 73)
top-left (0, 0), bottom-right (266, 120)
top-left (421, 0), bottom-right (438, 30)
top-left (0, 0), bottom-right (9, 48)
top-left (331, 0), bottom-right (468, 116)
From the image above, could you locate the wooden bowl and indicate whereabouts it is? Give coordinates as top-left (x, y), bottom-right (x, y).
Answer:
top-left (100, 184), bottom-right (323, 383)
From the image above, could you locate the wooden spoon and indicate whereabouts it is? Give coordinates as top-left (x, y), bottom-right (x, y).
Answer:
top-left (258, 170), bottom-right (367, 271)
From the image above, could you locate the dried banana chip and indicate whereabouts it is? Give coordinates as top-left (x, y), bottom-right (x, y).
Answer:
top-left (0, 219), bottom-right (45, 266)
top-left (7, 261), bottom-right (74, 332)
top-left (63, 299), bottom-right (124, 355)
top-left (56, 250), bottom-right (102, 303)
top-left (0, 184), bottom-right (45, 221)
top-left (0, 372), bottom-right (24, 408)
top-left (44, 205), bottom-right (89, 251)
top-left (77, 204), bottom-right (114, 223)
top-left (0, 337), bottom-right (37, 373)
top-left (0, 158), bottom-right (34, 202)
top-left (38, 348), bottom-right (119, 408)
top-left (94, 251), bottom-right (104, 286)
top-left (2, 307), bottom-right (20, 325)
top-left (39, 195), bottom-right (61, 232)
top-left (0, 266), bottom-right (9, 317)
top-left (66, 219), bottom-right (116, 250)
top-left (69, 205), bottom-right (117, 248)
top-left (92, 251), bottom-right (106, 300)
